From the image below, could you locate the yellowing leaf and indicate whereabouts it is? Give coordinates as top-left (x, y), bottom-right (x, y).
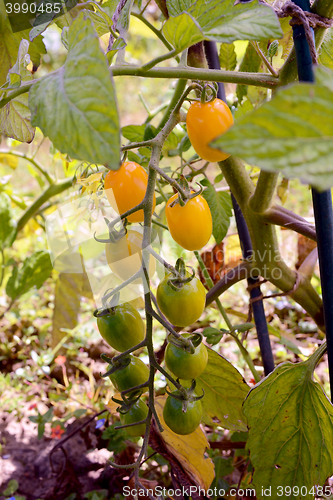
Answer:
top-left (154, 396), bottom-right (215, 490)
top-left (0, 153), bottom-right (18, 169)
top-left (196, 348), bottom-right (249, 432)
top-left (106, 393), bottom-right (121, 414)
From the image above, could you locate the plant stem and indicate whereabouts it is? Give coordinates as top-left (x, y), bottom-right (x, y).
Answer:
top-left (131, 12), bottom-right (179, 60)
top-left (111, 65), bottom-right (279, 88)
top-left (250, 41), bottom-right (279, 78)
top-left (15, 177), bottom-right (74, 236)
top-left (0, 150), bottom-right (54, 184)
top-left (157, 78), bottom-right (187, 131)
top-left (194, 250), bottom-right (260, 381)
top-left (249, 171), bottom-right (279, 213)
top-left (141, 49), bottom-right (179, 71)
top-left (0, 68), bottom-right (279, 110)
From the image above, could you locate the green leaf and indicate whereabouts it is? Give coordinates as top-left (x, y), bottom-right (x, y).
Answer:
top-left (122, 124), bottom-right (146, 142)
top-left (42, 406), bottom-right (54, 422)
top-left (201, 181), bottom-right (232, 244)
top-left (243, 351), bottom-right (333, 499)
top-left (236, 42), bottom-right (261, 102)
top-left (163, 13), bottom-right (204, 51)
top-left (27, 35), bottom-right (47, 70)
top-left (0, 193), bottom-right (16, 249)
top-left (166, 0), bottom-right (282, 46)
top-left (102, 424), bottom-right (127, 453)
top-left (196, 347), bottom-right (249, 431)
top-left (0, 4), bottom-right (46, 85)
top-left (83, 10), bottom-right (111, 37)
top-left (219, 42), bottom-right (237, 71)
top-left (319, 33), bottom-right (333, 70)
top-left (3, 479), bottom-right (19, 496)
top-left (202, 327), bottom-right (225, 346)
top-left (213, 66), bottom-right (333, 191)
top-left (0, 40), bottom-right (35, 142)
top-left (166, 0), bottom-right (190, 16)
top-left (38, 422), bottom-right (45, 439)
top-left (29, 13), bottom-right (120, 169)
top-left (6, 250), bottom-right (52, 300)
top-left (106, 36), bottom-right (126, 64)
top-left (0, 6), bottom-right (20, 87)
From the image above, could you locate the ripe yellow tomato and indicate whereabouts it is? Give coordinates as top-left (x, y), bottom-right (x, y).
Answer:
top-left (165, 193), bottom-right (212, 251)
top-left (186, 98), bottom-right (234, 162)
top-left (105, 229), bottom-right (156, 282)
top-left (104, 162), bottom-right (156, 223)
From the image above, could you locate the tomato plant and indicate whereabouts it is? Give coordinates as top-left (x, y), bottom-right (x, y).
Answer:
top-left (163, 392), bottom-right (203, 435)
top-left (96, 303), bottom-right (145, 352)
top-left (186, 98), bottom-right (234, 162)
top-left (104, 162), bottom-right (156, 223)
top-left (165, 193), bottom-right (213, 251)
top-left (2, 0), bottom-right (333, 497)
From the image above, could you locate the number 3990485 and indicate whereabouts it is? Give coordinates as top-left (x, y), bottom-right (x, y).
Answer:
top-left (5, 2), bottom-right (61, 14)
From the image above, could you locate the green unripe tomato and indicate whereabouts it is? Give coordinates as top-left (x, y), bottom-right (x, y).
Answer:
top-left (108, 355), bottom-right (149, 393)
top-left (97, 303), bottom-right (145, 352)
top-left (120, 399), bottom-right (148, 437)
top-left (163, 393), bottom-right (202, 435)
top-left (165, 336), bottom-right (208, 380)
top-left (156, 273), bottom-right (206, 327)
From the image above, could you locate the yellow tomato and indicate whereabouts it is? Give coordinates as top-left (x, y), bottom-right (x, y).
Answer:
top-left (165, 193), bottom-right (212, 251)
top-left (105, 229), bottom-right (156, 282)
top-left (104, 162), bottom-right (156, 223)
top-left (186, 98), bottom-right (234, 162)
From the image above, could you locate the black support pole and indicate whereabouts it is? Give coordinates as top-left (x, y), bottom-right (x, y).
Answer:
top-left (292, 0), bottom-right (333, 398)
top-left (204, 41), bottom-right (275, 376)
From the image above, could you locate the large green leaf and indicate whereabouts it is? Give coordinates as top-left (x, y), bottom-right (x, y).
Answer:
top-left (213, 66), bottom-right (333, 191)
top-left (243, 348), bottom-right (333, 500)
top-left (6, 250), bottom-right (53, 300)
top-left (0, 193), bottom-right (16, 249)
top-left (201, 179), bottom-right (232, 244)
top-left (164, 0), bottom-right (282, 46)
top-left (0, 40), bottom-right (35, 142)
top-left (196, 348), bottom-right (249, 432)
top-left (29, 13), bottom-right (120, 169)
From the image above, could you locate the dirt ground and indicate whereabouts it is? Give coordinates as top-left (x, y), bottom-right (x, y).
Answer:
top-left (0, 412), bottom-right (128, 500)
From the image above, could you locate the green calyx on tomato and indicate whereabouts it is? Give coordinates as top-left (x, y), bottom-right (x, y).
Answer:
top-left (95, 302), bottom-right (145, 352)
top-left (157, 259), bottom-right (206, 327)
top-left (165, 333), bottom-right (208, 380)
top-left (163, 390), bottom-right (203, 435)
top-left (106, 355), bottom-right (149, 394)
top-left (119, 398), bottom-right (149, 437)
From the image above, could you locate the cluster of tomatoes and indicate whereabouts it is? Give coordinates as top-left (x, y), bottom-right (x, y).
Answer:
top-left (95, 97), bottom-right (233, 436)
